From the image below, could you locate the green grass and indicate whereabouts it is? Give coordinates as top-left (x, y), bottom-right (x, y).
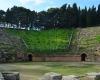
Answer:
top-left (96, 35), bottom-right (100, 43)
top-left (5, 28), bottom-right (74, 53)
top-left (79, 35), bottom-right (100, 52)
top-left (0, 62), bottom-right (100, 80)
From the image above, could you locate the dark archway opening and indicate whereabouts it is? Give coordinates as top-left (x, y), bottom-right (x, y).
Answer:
top-left (81, 53), bottom-right (87, 61)
top-left (27, 54), bottom-right (33, 61)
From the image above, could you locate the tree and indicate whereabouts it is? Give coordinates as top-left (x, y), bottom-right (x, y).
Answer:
top-left (29, 10), bottom-right (37, 30)
top-left (2, 3), bottom-right (100, 30)
top-left (81, 6), bottom-right (87, 27)
top-left (17, 6), bottom-right (31, 29)
top-left (87, 7), bottom-right (92, 26)
top-left (59, 4), bottom-right (67, 29)
top-left (91, 5), bottom-right (97, 26)
top-left (78, 7), bottom-right (82, 27)
top-left (97, 4), bottom-right (100, 25)
top-left (10, 6), bottom-right (19, 27)
top-left (0, 10), bottom-right (5, 23)
top-left (66, 4), bottom-right (74, 28)
top-left (46, 8), bottom-right (60, 29)
top-left (38, 11), bottom-right (47, 29)
top-left (72, 3), bottom-right (78, 28)
top-left (5, 8), bottom-right (13, 26)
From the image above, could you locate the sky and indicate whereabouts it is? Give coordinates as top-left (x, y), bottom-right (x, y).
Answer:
top-left (0, 0), bottom-right (100, 12)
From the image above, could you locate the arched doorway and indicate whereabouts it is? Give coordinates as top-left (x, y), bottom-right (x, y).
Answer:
top-left (27, 54), bottom-right (33, 61)
top-left (81, 53), bottom-right (87, 61)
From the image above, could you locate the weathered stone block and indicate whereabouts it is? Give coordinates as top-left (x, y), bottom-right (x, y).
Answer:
top-left (0, 79), bottom-right (4, 80)
top-left (2, 72), bottom-right (20, 80)
top-left (0, 73), bottom-right (4, 80)
top-left (62, 75), bottom-right (80, 80)
top-left (85, 72), bottom-right (100, 80)
top-left (44, 72), bottom-right (62, 80)
top-left (37, 78), bottom-right (44, 80)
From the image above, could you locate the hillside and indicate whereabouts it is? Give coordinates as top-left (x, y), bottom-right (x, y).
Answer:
top-left (5, 28), bottom-right (74, 54)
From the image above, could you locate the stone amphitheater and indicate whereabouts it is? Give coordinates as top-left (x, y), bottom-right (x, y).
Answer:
top-left (1, 26), bottom-right (100, 62)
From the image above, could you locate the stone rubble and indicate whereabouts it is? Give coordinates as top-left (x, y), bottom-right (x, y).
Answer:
top-left (85, 72), bottom-right (100, 80)
top-left (1, 72), bottom-right (100, 80)
top-left (1, 72), bottom-right (20, 80)
top-left (38, 72), bottom-right (100, 80)
top-left (0, 73), bottom-right (4, 80)
top-left (44, 72), bottom-right (62, 80)
top-left (62, 75), bottom-right (80, 80)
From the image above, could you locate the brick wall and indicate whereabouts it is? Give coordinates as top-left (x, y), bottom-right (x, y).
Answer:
top-left (17, 54), bottom-right (25, 59)
top-left (32, 57), bottom-right (43, 61)
top-left (32, 56), bottom-right (81, 62)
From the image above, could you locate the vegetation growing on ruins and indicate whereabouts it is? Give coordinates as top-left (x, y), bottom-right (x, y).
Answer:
top-left (5, 26), bottom-right (100, 54)
top-left (6, 28), bottom-right (76, 53)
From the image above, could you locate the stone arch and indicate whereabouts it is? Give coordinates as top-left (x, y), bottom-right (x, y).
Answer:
top-left (26, 53), bottom-right (34, 61)
top-left (81, 53), bottom-right (87, 61)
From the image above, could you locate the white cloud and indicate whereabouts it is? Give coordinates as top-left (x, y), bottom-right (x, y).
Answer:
top-left (19, 0), bottom-right (33, 4)
top-left (33, 0), bottom-right (47, 5)
top-left (19, 0), bottom-right (55, 6)
top-left (19, 0), bottom-right (48, 5)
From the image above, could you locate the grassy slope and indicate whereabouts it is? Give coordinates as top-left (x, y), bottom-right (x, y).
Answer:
top-left (6, 28), bottom-right (74, 53)
top-left (5, 26), bottom-right (100, 54)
